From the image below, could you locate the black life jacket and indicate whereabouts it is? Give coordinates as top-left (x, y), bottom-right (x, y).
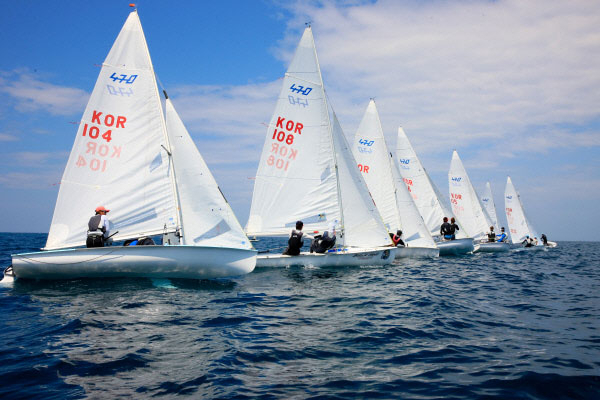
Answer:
top-left (88, 215), bottom-right (105, 235)
top-left (441, 222), bottom-right (452, 236)
top-left (288, 230), bottom-right (303, 249)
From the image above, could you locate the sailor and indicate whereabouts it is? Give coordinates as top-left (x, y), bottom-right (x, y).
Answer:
top-left (487, 226), bottom-right (496, 242)
top-left (311, 230), bottom-right (336, 253)
top-left (440, 217), bottom-right (453, 240)
top-left (283, 221), bottom-right (312, 256)
top-left (390, 230), bottom-right (405, 247)
top-left (496, 227), bottom-right (508, 242)
top-left (450, 217), bottom-right (460, 240)
top-left (522, 235), bottom-right (533, 247)
top-left (87, 206), bottom-right (111, 248)
top-left (533, 237), bottom-right (539, 246)
top-left (541, 233), bottom-right (548, 246)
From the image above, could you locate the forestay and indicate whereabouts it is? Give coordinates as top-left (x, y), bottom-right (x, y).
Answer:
top-left (45, 11), bottom-right (178, 250)
top-left (448, 151), bottom-right (493, 240)
top-left (395, 128), bottom-right (466, 239)
top-left (481, 182), bottom-right (499, 231)
top-left (505, 176), bottom-right (539, 244)
top-left (164, 99), bottom-right (252, 250)
top-left (352, 101), bottom-right (435, 248)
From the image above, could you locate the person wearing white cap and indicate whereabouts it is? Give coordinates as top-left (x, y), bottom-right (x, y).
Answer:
top-left (86, 206), bottom-right (111, 248)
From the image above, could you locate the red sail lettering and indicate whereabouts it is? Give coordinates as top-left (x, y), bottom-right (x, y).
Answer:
top-left (91, 110), bottom-right (102, 124)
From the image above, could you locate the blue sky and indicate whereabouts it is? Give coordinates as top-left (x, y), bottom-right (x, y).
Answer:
top-left (1, 0), bottom-right (598, 241)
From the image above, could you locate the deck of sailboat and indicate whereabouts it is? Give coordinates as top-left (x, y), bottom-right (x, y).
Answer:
top-left (437, 238), bottom-right (475, 256)
top-left (256, 247), bottom-right (395, 268)
top-left (11, 246), bottom-right (257, 280)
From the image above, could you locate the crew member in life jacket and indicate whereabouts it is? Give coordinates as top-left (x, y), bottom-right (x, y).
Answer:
top-left (311, 230), bottom-right (336, 253)
top-left (87, 206), bottom-right (111, 248)
top-left (522, 235), bottom-right (533, 247)
top-left (487, 226), bottom-right (496, 242)
top-left (440, 217), bottom-right (453, 240)
top-left (496, 227), bottom-right (507, 242)
top-left (541, 233), bottom-right (548, 246)
top-left (390, 230), bottom-right (405, 247)
top-left (283, 221), bottom-right (313, 256)
top-left (450, 217), bottom-right (460, 240)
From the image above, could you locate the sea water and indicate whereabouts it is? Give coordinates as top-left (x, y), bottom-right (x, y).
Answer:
top-left (0, 233), bottom-right (598, 399)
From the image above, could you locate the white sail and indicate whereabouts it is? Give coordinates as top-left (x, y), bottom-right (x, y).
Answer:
top-left (246, 27), bottom-right (339, 237)
top-left (448, 151), bottom-right (493, 240)
top-left (351, 100), bottom-right (401, 231)
top-left (481, 182), bottom-right (499, 231)
top-left (395, 127), bottom-right (467, 239)
top-left (331, 112), bottom-right (392, 247)
top-left (45, 11), bottom-right (178, 250)
top-left (247, 27), bottom-right (391, 248)
top-left (504, 176), bottom-right (538, 244)
top-left (164, 98), bottom-right (252, 250)
top-left (352, 101), bottom-right (435, 248)
top-left (390, 155), bottom-right (437, 248)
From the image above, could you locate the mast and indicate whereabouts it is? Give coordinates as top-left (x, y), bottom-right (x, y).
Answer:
top-left (309, 26), bottom-right (345, 245)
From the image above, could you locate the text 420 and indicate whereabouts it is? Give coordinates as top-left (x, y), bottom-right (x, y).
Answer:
top-left (358, 138), bottom-right (374, 146)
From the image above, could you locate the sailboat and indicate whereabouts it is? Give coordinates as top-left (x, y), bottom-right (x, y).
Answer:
top-left (2, 10), bottom-right (256, 281)
top-left (481, 182), bottom-right (499, 232)
top-left (395, 128), bottom-right (474, 256)
top-left (504, 176), bottom-right (556, 248)
top-left (448, 151), bottom-right (509, 252)
top-left (246, 27), bottom-right (396, 267)
top-left (351, 100), bottom-right (438, 258)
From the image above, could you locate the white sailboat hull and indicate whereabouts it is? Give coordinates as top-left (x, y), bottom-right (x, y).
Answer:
top-left (256, 247), bottom-right (396, 268)
top-left (474, 242), bottom-right (511, 253)
top-left (11, 246), bottom-right (257, 280)
top-left (437, 238), bottom-right (475, 256)
top-left (395, 246), bottom-right (439, 258)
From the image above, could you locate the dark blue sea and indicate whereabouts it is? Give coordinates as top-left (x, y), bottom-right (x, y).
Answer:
top-left (0, 233), bottom-right (598, 399)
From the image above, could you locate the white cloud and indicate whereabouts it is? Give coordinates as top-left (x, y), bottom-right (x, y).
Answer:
top-left (0, 69), bottom-right (89, 116)
top-left (273, 0), bottom-right (600, 159)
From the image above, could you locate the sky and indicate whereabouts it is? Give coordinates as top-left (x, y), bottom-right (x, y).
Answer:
top-left (1, 0), bottom-right (598, 241)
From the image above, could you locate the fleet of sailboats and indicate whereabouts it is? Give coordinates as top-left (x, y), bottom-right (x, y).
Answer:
top-left (1, 9), bottom-right (557, 282)
top-left (448, 151), bottom-right (509, 252)
top-left (351, 100), bottom-right (438, 258)
top-left (395, 128), bottom-right (474, 255)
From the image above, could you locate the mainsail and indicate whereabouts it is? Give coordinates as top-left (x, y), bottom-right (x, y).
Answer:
top-left (395, 127), bottom-right (467, 239)
top-left (352, 100), bottom-right (435, 248)
top-left (448, 151), bottom-right (493, 240)
top-left (46, 11), bottom-right (178, 250)
top-left (481, 182), bottom-right (499, 231)
top-left (505, 176), bottom-right (538, 243)
top-left (246, 27), bottom-right (391, 248)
